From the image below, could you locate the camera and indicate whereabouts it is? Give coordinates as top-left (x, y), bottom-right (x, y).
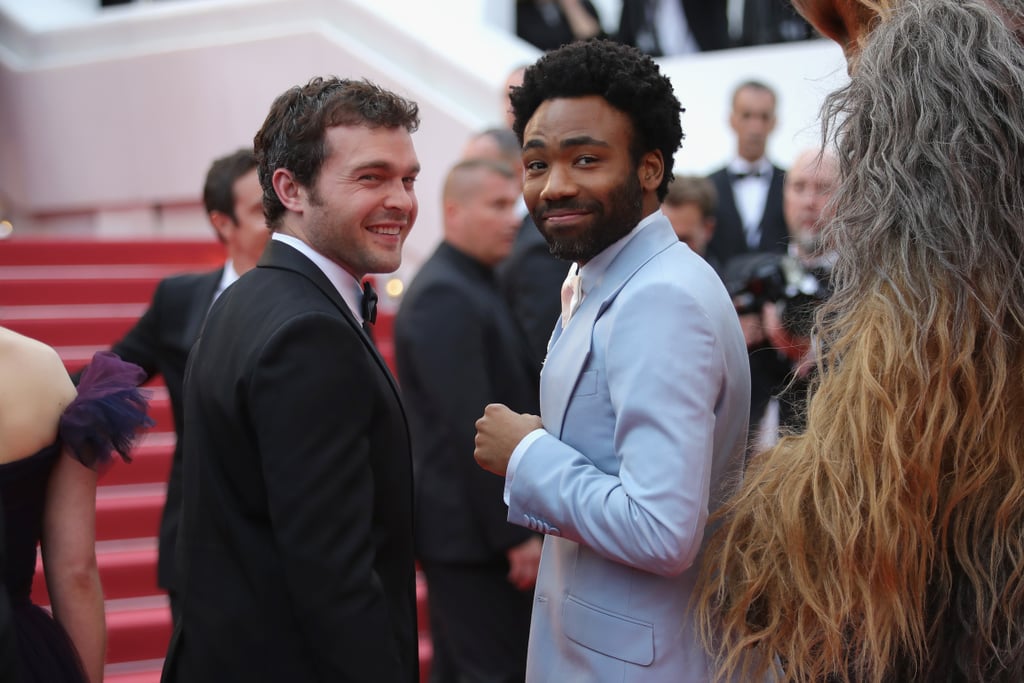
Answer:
top-left (724, 252), bottom-right (831, 338)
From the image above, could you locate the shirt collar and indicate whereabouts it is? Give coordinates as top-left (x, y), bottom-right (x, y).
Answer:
top-left (271, 232), bottom-right (364, 323)
top-left (213, 259), bottom-right (241, 302)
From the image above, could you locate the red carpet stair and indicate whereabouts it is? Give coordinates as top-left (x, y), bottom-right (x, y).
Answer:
top-left (0, 236), bottom-right (430, 682)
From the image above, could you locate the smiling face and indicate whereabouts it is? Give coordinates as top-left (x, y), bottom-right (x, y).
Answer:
top-left (521, 96), bottom-right (663, 264)
top-left (792, 0), bottom-right (883, 62)
top-left (299, 124), bottom-right (420, 279)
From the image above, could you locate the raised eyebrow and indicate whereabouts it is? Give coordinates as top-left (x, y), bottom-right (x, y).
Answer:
top-left (353, 161), bottom-right (422, 176)
top-left (561, 135), bottom-right (610, 149)
top-left (522, 136), bottom-right (610, 152)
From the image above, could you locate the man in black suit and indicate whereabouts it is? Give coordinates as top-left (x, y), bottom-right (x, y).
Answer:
top-left (463, 126), bottom-right (566, 373)
top-left (161, 77), bottom-right (421, 683)
top-left (706, 80), bottom-right (788, 269)
top-left (395, 159), bottom-right (541, 683)
top-left (91, 148), bottom-right (267, 623)
top-left (617, 0), bottom-right (729, 55)
top-left (706, 80), bottom-right (790, 441)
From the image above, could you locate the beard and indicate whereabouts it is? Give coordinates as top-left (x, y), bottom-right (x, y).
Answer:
top-left (533, 172), bottom-right (644, 263)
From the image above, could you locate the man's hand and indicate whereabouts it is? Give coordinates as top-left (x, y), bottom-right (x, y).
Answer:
top-left (474, 403), bottom-right (542, 476)
top-left (506, 536), bottom-right (542, 591)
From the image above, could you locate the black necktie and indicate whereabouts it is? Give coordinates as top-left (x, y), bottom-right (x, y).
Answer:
top-left (360, 280), bottom-right (378, 333)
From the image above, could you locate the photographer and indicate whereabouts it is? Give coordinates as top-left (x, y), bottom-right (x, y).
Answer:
top-left (724, 148), bottom-right (837, 448)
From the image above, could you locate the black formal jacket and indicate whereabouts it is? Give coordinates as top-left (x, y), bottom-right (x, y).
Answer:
top-left (394, 242), bottom-right (538, 564)
top-left (706, 164), bottom-right (789, 268)
top-left (161, 240), bottom-right (417, 683)
top-left (617, 0), bottom-right (730, 53)
top-left (104, 268), bottom-right (221, 592)
top-left (496, 215), bottom-right (567, 374)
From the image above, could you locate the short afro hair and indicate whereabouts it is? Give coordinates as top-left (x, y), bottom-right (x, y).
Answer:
top-left (509, 39), bottom-right (684, 202)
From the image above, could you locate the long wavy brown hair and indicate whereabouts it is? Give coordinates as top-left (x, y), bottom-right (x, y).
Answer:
top-left (696, 1), bottom-right (1024, 681)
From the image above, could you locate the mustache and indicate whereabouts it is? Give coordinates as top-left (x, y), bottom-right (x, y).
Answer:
top-left (368, 211), bottom-right (411, 223)
top-left (534, 199), bottom-right (600, 216)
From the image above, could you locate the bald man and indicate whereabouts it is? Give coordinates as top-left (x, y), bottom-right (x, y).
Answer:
top-left (394, 159), bottom-right (541, 683)
top-left (782, 148), bottom-right (838, 264)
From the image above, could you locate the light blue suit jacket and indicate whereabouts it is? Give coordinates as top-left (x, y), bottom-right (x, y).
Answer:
top-left (507, 215), bottom-right (751, 682)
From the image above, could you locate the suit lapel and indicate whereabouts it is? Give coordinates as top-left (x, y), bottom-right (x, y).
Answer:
top-left (540, 217), bottom-right (679, 436)
top-left (759, 166), bottom-right (787, 251)
top-left (182, 268), bottom-right (222, 347)
top-left (258, 241), bottom-right (403, 399)
top-left (717, 172), bottom-right (746, 252)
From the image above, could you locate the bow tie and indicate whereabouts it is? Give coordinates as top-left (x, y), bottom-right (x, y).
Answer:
top-left (732, 169), bottom-right (764, 181)
top-left (361, 280), bottom-right (378, 328)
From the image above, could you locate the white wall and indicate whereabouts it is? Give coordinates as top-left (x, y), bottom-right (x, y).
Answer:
top-left (0, 0), bottom-right (847, 293)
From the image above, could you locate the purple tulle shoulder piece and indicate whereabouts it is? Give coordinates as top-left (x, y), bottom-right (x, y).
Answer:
top-left (59, 351), bottom-right (153, 471)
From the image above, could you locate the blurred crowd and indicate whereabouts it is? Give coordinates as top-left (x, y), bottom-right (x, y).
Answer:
top-left (516, 0), bottom-right (817, 53)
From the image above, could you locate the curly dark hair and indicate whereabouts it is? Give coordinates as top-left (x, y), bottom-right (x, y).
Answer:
top-left (509, 39), bottom-right (684, 201)
top-left (253, 76), bottom-right (420, 229)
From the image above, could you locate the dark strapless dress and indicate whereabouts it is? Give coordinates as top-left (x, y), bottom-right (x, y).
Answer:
top-left (0, 352), bottom-right (151, 683)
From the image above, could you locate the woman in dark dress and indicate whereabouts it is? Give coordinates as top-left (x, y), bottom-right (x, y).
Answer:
top-left (0, 327), bottom-right (150, 683)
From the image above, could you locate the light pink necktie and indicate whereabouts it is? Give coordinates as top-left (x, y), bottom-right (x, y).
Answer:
top-left (560, 264), bottom-right (581, 328)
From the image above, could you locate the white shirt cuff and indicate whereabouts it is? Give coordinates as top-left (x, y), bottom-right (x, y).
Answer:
top-left (503, 428), bottom-right (547, 505)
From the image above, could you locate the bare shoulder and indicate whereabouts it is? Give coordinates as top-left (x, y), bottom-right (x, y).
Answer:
top-left (0, 327), bottom-right (76, 463)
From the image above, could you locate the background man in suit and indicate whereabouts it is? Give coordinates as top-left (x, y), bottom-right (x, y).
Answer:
top-left (463, 126), bottom-right (568, 374)
top-left (89, 148), bottom-right (267, 623)
top-left (395, 158), bottom-right (541, 683)
top-left (706, 80), bottom-right (788, 269)
top-left (706, 80), bottom-right (790, 440)
top-left (161, 77), bottom-right (421, 683)
top-left (473, 40), bottom-right (751, 681)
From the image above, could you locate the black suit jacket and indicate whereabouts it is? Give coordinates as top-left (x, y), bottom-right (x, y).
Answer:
top-left (617, 0), bottom-right (729, 53)
top-left (706, 164), bottom-right (789, 268)
top-left (103, 268), bottom-right (221, 591)
top-left (496, 215), bottom-right (567, 374)
top-left (394, 242), bottom-right (538, 564)
top-left (162, 240), bottom-right (417, 683)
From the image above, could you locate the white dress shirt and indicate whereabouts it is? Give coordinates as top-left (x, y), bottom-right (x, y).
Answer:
top-left (270, 232), bottom-right (365, 326)
top-left (727, 156), bottom-right (773, 249)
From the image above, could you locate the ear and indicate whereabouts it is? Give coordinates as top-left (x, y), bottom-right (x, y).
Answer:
top-left (638, 150), bottom-right (664, 194)
top-left (729, 110), bottom-right (740, 134)
top-left (208, 211), bottom-right (234, 243)
top-left (271, 168), bottom-right (305, 214)
top-left (443, 198), bottom-right (466, 237)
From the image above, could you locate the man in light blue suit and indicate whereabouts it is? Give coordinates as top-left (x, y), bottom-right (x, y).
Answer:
top-left (474, 40), bottom-right (751, 681)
